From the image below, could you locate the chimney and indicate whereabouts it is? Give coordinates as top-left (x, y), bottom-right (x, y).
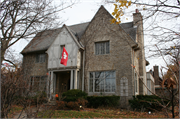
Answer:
top-left (153, 66), bottom-right (160, 85)
top-left (135, 9), bottom-right (139, 13)
top-left (133, 9), bottom-right (142, 27)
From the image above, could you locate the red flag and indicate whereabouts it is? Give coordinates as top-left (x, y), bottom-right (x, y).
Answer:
top-left (60, 47), bottom-right (68, 66)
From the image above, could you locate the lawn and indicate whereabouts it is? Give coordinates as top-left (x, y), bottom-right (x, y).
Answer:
top-left (38, 108), bottom-right (177, 118)
top-left (10, 105), bottom-right (179, 118)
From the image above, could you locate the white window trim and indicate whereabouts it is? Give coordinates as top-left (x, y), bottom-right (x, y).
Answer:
top-left (134, 73), bottom-right (139, 95)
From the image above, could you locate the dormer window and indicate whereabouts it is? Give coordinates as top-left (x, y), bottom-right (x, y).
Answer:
top-left (95, 41), bottom-right (109, 55)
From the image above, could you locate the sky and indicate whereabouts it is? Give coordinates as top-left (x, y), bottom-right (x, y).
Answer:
top-left (11, 0), bottom-right (169, 73)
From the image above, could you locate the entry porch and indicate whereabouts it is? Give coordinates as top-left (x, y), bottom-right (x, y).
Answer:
top-left (47, 69), bottom-right (80, 100)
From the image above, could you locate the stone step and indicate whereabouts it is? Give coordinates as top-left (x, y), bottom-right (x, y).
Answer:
top-left (44, 100), bottom-right (56, 106)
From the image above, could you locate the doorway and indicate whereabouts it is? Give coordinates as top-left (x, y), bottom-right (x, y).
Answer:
top-left (55, 71), bottom-right (70, 99)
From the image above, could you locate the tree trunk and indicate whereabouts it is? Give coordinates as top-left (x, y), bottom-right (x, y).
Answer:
top-left (171, 88), bottom-right (175, 118)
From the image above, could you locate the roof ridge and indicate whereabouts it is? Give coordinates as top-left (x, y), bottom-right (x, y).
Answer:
top-left (67, 22), bottom-right (90, 27)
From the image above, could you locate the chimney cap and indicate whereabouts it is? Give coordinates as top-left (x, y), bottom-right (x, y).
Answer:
top-left (135, 9), bottom-right (139, 13)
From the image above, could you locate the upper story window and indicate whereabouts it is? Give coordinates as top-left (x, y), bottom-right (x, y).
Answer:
top-left (60, 45), bottom-right (65, 58)
top-left (36, 54), bottom-right (46, 63)
top-left (95, 41), bottom-right (110, 55)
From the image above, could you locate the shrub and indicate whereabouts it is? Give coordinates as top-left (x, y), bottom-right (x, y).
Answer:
top-left (31, 91), bottom-right (47, 105)
top-left (56, 101), bottom-right (67, 110)
top-left (56, 99), bottom-right (88, 110)
top-left (56, 90), bottom-right (88, 110)
top-left (77, 98), bottom-right (88, 107)
top-left (66, 101), bottom-right (79, 110)
top-left (62, 89), bottom-right (88, 102)
top-left (129, 95), bottom-right (169, 111)
top-left (87, 95), bottom-right (120, 108)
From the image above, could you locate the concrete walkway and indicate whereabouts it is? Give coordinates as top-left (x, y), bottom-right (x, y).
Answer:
top-left (13, 107), bottom-right (43, 118)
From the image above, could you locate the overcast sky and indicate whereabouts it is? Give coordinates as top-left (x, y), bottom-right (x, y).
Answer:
top-left (11, 0), bottom-right (168, 72)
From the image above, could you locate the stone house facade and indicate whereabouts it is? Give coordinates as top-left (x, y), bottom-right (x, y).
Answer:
top-left (21, 6), bottom-right (147, 107)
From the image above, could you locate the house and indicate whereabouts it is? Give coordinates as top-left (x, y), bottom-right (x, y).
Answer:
top-left (149, 65), bottom-right (175, 97)
top-left (21, 6), bottom-right (147, 108)
top-left (146, 72), bottom-right (155, 95)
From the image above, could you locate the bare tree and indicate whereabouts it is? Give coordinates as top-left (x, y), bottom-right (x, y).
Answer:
top-left (103, 0), bottom-right (180, 58)
top-left (1, 66), bottom-right (27, 118)
top-left (0, 0), bottom-right (76, 66)
top-left (100, 0), bottom-right (180, 117)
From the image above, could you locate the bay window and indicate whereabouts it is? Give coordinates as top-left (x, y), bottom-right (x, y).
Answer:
top-left (89, 71), bottom-right (116, 92)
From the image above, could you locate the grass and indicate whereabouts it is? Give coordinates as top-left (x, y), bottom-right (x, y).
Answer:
top-left (38, 108), bottom-right (174, 118)
top-left (10, 105), bottom-right (179, 118)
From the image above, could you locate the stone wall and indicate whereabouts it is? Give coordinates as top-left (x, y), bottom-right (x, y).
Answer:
top-left (22, 52), bottom-right (48, 79)
top-left (80, 6), bottom-right (135, 108)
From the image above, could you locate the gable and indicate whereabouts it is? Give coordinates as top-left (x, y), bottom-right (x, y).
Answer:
top-left (80, 6), bottom-right (137, 48)
top-left (21, 28), bottom-right (62, 54)
top-left (21, 23), bottom-right (89, 54)
top-left (46, 26), bottom-right (81, 69)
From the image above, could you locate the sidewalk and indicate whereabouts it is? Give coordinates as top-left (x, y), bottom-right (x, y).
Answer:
top-left (13, 107), bottom-right (43, 118)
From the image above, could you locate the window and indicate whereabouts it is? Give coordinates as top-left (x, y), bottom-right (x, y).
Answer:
top-left (36, 54), bottom-right (46, 63)
top-left (30, 76), bottom-right (47, 91)
top-left (60, 45), bottom-right (65, 53)
top-left (95, 41), bottom-right (109, 55)
top-left (89, 71), bottom-right (116, 92)
top-left (147, 80), bottom-right (151, 95)
top-left (134, 73), bottom-right (138, 93)
top-left (60, 45), bottom-right (65, 58)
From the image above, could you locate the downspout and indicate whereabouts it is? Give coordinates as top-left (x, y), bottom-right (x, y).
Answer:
top-left (132, 49), bottom-right (136, 97)
top-left (82, 50), bottom-right (85, 91)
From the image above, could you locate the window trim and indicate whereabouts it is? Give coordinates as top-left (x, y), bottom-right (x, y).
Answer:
top-left (94, 41), bottom-right (110, 55)
top-left (89, 70), bottom-right (116, 93)
top-left (134, 73), bottom-right (138, 95)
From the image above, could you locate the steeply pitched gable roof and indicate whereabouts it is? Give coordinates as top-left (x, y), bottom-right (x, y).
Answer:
top-left (120, 22), bottom-right (137, 41)
top-left (79, 5), bottom-right (137, 47)
top-left (21, 6), bottom-right (137, 54)
top-left (21, 22), bottom-right (89, 54)
top-left (21, 28), bottom-right (62, 54)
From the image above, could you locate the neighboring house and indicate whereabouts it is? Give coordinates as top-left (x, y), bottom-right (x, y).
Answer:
top-left (21, 6), bottom-right (147, 108)
top-left (146, 72), bottom-right (155, 95)
top-left (150, 65), bottom-right (174, 97)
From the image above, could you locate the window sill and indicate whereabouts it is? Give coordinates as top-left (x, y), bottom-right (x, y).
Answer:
top-left (88, 92), bottom-right (116, 93)
top-left (95, 54), bottom-right (110, 56)
top-left (35, 62), bottom-right (45, 64)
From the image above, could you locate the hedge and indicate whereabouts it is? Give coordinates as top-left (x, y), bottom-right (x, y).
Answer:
top-left (87, 95), bottom-right (120, 108)
top-left (62, 89), bottom-right (88, 102)
top-left (129, 95), bottom-right (169, 111)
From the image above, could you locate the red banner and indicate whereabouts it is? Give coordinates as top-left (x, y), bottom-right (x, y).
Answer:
top-left (60, 47), bottom-right (68, 66)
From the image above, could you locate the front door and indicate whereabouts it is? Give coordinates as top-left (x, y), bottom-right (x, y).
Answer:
top-left (56, 71), bottom-right (70, 99)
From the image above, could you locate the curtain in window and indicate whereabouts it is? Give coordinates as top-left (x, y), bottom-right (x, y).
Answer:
top-left (95, 41), bottom-right (109, 55)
